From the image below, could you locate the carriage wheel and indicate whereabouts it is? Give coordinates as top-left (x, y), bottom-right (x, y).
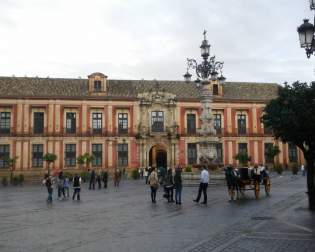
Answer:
top-left (254, 181), bottom-right (260, 199)
top-left (264, 177), bottom-right (271, 196)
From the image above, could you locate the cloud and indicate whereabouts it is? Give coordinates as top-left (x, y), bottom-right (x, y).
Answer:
top-left (0, 0), bottom-right (314, 84)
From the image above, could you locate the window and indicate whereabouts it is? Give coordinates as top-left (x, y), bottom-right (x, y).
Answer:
top-left (0, 112), bottom-right (11, 134)
top-left (186, 114), bottom-right (196, 134)
top-left (151, 111), bottom-right (164, 132)
top-left (237, 114), bottom-right (247, 135)
top-left (117, 143), bottom-right (128, 166)
top-left (288, 143), bottom-right (298, 162)
top-left (214, 114), bottom-right (222, 134)
top-left (216, 143), bottom-right (223, 163)
top-left (92, 113), bottom-right (102, 134)
top-left (65, 144), bottom-right (76, 167)
top-left (94, 80), bottom-right (102, 92)
top-left (92, 144), bottom-right (102, 166)
top-left (66, 113), bottom-right (76, 134)
top-left (213, 84), bottom-right (219, 95)
top-left (33, 112), bottom-right (44, 134)
top-left (118, 113), bottom-right (128, 134)
top-left (264, 143), bottom-right (274, 163)
top-left (32, 144), bottom-right (43, 167)
top-left (187, 143), bottom-right (197, 165)
top-left (238, 143), bottom-right (248, 155)
top-left (0, 144), bottom-right (10, 168)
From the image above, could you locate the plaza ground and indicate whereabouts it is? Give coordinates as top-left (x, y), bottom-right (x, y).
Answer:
top-left (0, 173), bottom-right (314, 252)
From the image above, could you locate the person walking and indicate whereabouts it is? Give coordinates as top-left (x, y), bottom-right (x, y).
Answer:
top-left (193, 166), bottom-right (209, 204)
top-left (57, 171), bottom-right (65, 200)
top-left (102, 170), bottom-right (108, 188)
top-left (148, 167), bottom-right (159, 203)
top-left (43, 174), bottom-right (54, 203)
top-left (174, 167), bottom-right (183, 205)
top-left (114, 169), bottom-right (121, 187)
top-left (72, 173), bottom-right (81, 201)
top-left (165, 167), bottom-right (174, 203)
top-left (89, 169), bottom-right (96, 190)
top-left (96, 170), bottom-right (102, 189)
top-left (301, 164), bottom-right (306, 176)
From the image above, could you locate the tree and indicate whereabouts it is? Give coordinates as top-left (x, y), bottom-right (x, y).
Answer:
top-left (1, 156), bottom-right (18, 184)
top-left (43, 153), bottom-right (57, 176)
top-left (263, 81), bottom-right (315, 210)
top-left (265, 145), bottom-right (281, 168)
top-left (77, 153), bottom-right (94, 171)
top-left (234, 153), bottom-right (251, 167)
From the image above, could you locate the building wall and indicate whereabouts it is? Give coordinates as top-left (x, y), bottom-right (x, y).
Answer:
top-left (0, 97), bottom-right (303, 176)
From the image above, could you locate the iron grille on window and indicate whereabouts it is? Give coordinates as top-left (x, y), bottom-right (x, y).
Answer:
top-left (66, 113), bottom-right (76, 134)
top-left (187, 114), bottom-right (196, 134)
top-left (187, 143), bottom-right (197, 165)
top-left (117, 143), bottom-right (128, 166)
top-left (118, 113), bottom-right (128, 134)
top-left (214, 114), bottom-right (222, 134)
top-left (92, 144), bottom-right (102, 166)
top-left (151, 111), bottom-right (164, 132)
top-left (65, 144), bottom-right (76, 167)
top-left (288, 143), bottom-right (298, 162)
top-left (216, 143), bottom-right (223, 163)
top-left (237, 114), bottom-right (247, 135)
top-left (0, 112), bottom-right (11, 134)
top-left (0, 144), bottom-right (10, 168)
top-left (92, 113), bottom-right (102, 134)
top-left (33, 112), bottom-right (44, 134)
top-left (238, 143), bottom-right (248, 155)
top-left (94, 80), bottom-right (102, 92)
top-left (264, 143), bottom-right (274, 163)
top-left (32, 144), bottom-right (43, 167)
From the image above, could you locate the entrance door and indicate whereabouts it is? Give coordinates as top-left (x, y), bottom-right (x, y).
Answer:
top-left (149, 145), bottom-right (167, 169)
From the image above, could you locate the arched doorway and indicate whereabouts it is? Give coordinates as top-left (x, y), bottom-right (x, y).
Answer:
top-left (149, 145), bottom-right (167, 169)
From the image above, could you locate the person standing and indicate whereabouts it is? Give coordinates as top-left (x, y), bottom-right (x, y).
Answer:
top-left (114, 169), bottom-right (121, 187)
top-left (165, 167), bottom-right (174, 203)
top-left (43, 174), bottom-right (54, 203)
top-left (174, 167), bottom-right (183, 205)
top-left (102, 171), bottom-right (108, 188)
top-left (144, 167), bottom-right (149, 184)
top-left (96, 170), bottom-right (102, 189)
top-left (89, 169), bottom-right (96, 190)
top-left (63, 176), bottom-right (70, 198)
top-left (148, 167), bottom-right (159, 203)
top-left (301, 164), bottom-right (306, 176)
top-left (193, 166), bottom-right (209, 204)
top-left (57, 171), bottom-right (65, 200)
top-left (72, 173), bottom-right (81, 201)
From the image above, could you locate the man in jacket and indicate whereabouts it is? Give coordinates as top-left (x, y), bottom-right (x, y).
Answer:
top-left (193, 166), bottom-right (209, 204)
top-left (72, 173), bottom-right (81, 201)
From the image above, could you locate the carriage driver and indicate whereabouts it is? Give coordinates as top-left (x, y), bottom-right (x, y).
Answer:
top-left (252, 164), bottom-right (262, 183)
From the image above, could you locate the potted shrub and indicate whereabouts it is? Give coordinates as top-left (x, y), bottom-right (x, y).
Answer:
top-left (18, 174), bottom-right (24, 186)
top-left (274, 164), bottom-right (283, 175)
top-left (265, 145), bottom-right (281, 169)
top-left (185, 166), bottom-right (192, 173)
top-left (292, 164), bottom-right (299, 175)
top-left (131, 169), bottom-right (140, 180)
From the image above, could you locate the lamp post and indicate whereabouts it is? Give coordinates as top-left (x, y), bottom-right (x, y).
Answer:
top-left (184, 30), bottom-right (225, 166)
top-left (297, 1), bottom-right (315, 58)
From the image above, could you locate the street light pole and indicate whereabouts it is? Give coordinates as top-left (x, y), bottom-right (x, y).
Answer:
top-left (184, 30), bottom-right (225, 166)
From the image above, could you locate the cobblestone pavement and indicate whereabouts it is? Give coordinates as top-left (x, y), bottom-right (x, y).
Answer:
top-left (0, 173), bottom-right (314, 252)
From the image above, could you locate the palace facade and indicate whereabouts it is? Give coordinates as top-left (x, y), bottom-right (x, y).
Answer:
top-left (0, 72), bottom-right (304, 177)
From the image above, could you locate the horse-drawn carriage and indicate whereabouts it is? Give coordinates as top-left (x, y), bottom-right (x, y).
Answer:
top-left (231, 167), bottom-right (271, 199)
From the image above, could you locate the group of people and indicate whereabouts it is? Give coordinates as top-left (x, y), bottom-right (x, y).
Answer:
top-left (147, 166), bottom-right (209, 205)
top-left (88, 169), bottom-right (108, 190)
top-left (43, 172), bottom-right (82, 203)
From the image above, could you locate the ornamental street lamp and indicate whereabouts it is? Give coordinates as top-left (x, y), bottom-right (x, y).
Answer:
top-left (184, 30), bottom-right (225, 82)
top-left (183, 30), bottom-right (225, 166)
top-left (297, 2), bottom-right (315, 58)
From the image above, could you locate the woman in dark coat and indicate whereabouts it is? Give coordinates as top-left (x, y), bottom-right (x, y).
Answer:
top-left (164, 168), bottom-right (174, 203)
top-left (174, 167), bottom-right (183, 205)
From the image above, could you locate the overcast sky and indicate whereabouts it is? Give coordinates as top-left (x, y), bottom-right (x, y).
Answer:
top-left (0, 0), bottom-right (314, 84)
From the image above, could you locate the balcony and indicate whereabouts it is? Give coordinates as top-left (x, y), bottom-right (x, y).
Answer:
top-left (237, 127), bottom-right (247, 136)
top-left (0, 127), bottom-right (13, 136)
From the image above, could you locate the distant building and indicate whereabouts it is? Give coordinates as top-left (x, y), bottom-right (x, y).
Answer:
top-left (0, 73), bottom-right (303, 177)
